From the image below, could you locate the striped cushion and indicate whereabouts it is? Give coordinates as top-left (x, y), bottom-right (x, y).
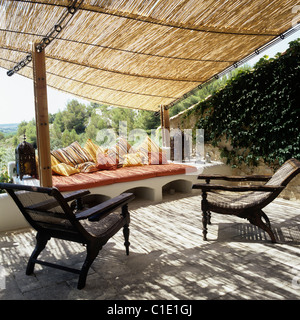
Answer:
top-left (137, 136), bottom-right (162, 164)
top-left (107, 136), bottom-right (132, 165)
top-left (51, 141), bottom-right (94, 167)
top-left (96, 153), bottom-right (118, 170)
top-left (84, 139), bottom-right (105, 163)
top-left (139, 136), bottom-right (161, 153)
top-left (52, 163), bottom-right (80, 176)
top-left (123, 152), bottom-right (143, 167)
top-left (36, 154), bottom-right (61, 168)
top-left (51, 154), bottom-right (61, 166)
top-left (148, 151), bottom-right (168, 165)
top-left (75, 161), bottom-right (99, 173)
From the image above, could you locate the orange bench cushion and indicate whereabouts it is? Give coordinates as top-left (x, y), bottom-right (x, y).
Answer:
top-left (52, 163), bottom-right (197, 192)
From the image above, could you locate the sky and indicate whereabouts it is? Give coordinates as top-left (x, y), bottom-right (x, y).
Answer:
top-left (0, 30), bottom-right (299, 125)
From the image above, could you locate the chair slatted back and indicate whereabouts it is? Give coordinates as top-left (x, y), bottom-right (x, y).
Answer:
top-left (0, 183), bottom-right (88, 240)
top-left (266, 158), bottom-right (300, 187)
top-left (21, 191), bottom-right (75, 231)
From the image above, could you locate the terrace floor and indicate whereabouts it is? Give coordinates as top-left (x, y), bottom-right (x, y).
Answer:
top-left (0, 191), bottom-right (300, 300)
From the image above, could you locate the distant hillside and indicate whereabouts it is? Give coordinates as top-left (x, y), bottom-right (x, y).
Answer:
top-left (0, 123), bottom-right (19, 135)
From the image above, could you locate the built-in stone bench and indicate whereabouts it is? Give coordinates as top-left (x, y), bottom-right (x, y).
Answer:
top-left (0, 161), bottom-right (230, 232)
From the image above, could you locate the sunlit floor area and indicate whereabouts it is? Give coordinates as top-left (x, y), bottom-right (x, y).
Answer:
top-left (1, 192), bottom-right (300, 300)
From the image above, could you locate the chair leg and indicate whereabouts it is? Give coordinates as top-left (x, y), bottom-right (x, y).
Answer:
top-left (123, 224), bottom-right (130, 256)
top-left (78, 243), bottom-right (101, 290)
top-left (261, 210), bottom-right (271, 228)
top-left (201, 191), bottom-right (208, 241)
top-left (26, 232), bottom-right (50, 275)
top-left (207, 211), bottom-right (212, 225)
top-left (122, 204), bottom-right (130, 255)
top-left (248, 210), bottom-right (276, 243)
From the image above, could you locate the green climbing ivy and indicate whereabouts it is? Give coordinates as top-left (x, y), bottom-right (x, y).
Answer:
top-left (190, 39), bottom-right (300, 168)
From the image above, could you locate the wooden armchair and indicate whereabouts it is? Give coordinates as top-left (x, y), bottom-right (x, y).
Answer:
top-left (192, 158), bottom-right (300, 243)
top-left (0, 183), bottom-right (135, 289)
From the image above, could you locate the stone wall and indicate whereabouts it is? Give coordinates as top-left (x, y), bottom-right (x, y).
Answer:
top-left (169, 106), bottom-right (300, 201)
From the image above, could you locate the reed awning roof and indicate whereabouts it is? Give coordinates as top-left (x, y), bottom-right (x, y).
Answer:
top-left (0, 0), bottom-right (299, 112)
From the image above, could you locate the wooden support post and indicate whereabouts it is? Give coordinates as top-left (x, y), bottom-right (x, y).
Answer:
top-left (32, 42), bottom-right (52, 187)
top-left (160, 105), bottom-right (165, 147)
top-left (163, 106), bottom-right (170, 148)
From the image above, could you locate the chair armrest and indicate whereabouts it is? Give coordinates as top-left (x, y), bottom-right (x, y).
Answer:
top-left (197, 174), bottom-right (272, 182)
top-left (26, 190), bottom-right (90, 211)
top-left (75, 193), bottom-right (135, 221)
top-left (192, 183), bottom-right (284, 192)
top-left (63, 190), bottom-right (90, 202)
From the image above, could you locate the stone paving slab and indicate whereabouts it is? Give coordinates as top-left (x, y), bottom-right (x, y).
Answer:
top-left (0, 193), bottom-right (300, 300)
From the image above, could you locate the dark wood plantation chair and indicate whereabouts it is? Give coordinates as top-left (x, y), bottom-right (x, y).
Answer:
top-left (192, 158), bottom-right (300, 243)
top-left (0, 183), bottom-right (134, 289)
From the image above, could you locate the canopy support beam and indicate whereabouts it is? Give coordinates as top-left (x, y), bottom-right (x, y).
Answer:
top-left (32, 42), bottom-right (52, 187)
top-left (160, 105), bottom-right (170, 148)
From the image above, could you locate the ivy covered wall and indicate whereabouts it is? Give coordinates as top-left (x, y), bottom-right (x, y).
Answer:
top-left (186, 39), bottom-right (300, 168)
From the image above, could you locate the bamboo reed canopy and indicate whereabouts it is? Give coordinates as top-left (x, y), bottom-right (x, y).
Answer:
top-left (0, 0), bottom-right (299, 111)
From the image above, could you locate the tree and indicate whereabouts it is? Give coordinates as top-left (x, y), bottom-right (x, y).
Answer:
top-left (89, 111), bottom-right (109, 130)
top-left (63, 100), bottom-right (89, 134)
top-left (61, 129), bottom-right (79, 147)
top-left (134, 110), bottom-right (160, 133)
top-left (12, 135), bottom-right (19, 148)
top-left (25, 120), bottom-right (37, 148)
top-left (85, 124), bottom-right (97, 141)
top-left (16, 119), bottom-right (37, 148)
top-left (49, 113), bottom-right (56, 124)
top-left (52, 110), bottom-right (65, 132)
top-left (52, 100), bottom-right (89, 135)
top-left (109, 107), bottom-right (135, 135)
top-left (50, 121), bottom-right (63, 149)
top-left (17, 120), bottom-right (28, 137)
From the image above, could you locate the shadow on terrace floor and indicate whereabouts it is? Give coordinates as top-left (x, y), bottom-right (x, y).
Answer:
top-left (0, 193), bottom-right (300, 300)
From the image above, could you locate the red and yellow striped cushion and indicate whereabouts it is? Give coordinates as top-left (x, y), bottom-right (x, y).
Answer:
top-left (137, 136), bottom-right (162, 164)
top-left (148, 151), bottom-right (168, 165)
top-left (52, 163), bottom-right (80, 176)
top-left (84, 139), bottom-right (105, 163)
top-left (51, 141), bottom-right (94, 167)
top-left (123, 152), bottom-right (143, 167)
top-left (107, 136), bottom-right (132, 166)
top-left (75, 161), bottom-right (99, 173)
